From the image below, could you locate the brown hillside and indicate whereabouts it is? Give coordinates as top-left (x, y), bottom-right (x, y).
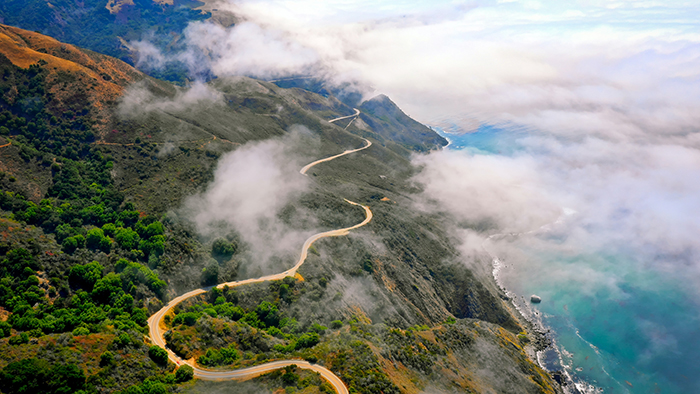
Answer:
top-left (0, 24), bottom-right (146, 133)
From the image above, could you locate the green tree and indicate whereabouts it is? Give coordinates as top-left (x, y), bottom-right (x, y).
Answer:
top-left (49, 363), bottom-right (86, 394)
top-left (114, 227), bottom-right (140, 249)
top-left (211, 237), bottom-right (236, 261)
top-left (102, 223), bottom-right (116, 237)
top-left (148, 345), bottom-right (169, 365)
top-left (331, 320), bottom-right (343, 329)
top-left (0, 320), bottom-right (11, 337)
top-left (86, 228), bottom-right (110, 252)
top-left (200, 262), bottom-right (219, 286)
top-left (91, 273), bottom-right (122, 304)
top-left (69, 261), bottom-right (103, 291)
top-left (175, 365), bottom-right (194, 382)
top-left (0, 358), bottom-right (85, 394)
top-left (62, 235), bottom-right (85, 253)
top-left (282, 365), bottom-right (299, 386)
top-left (295, 332), bottom-right (320, 350)
top-left (255, 301), bottom-right (280, 328)
top-left (100, 350), bottom-right (114, 366)
top-left (143, 221), bottom-right (165, 238)
top-left (139, 235), bottom-right (165, 257)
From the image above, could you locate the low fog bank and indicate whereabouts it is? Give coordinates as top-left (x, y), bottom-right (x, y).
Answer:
top-left (184, 379), bottom-right (271, 394)
top-left (409, 129), bottom-right (700, 390)
top-left (411, 136), bottom-right (700, 297)
top-left (182, 127), bottom-right (320, 276)
top-left (118, 81), bottom-right (224, 118)
top-left (130, 1), bottom-right (700, 145)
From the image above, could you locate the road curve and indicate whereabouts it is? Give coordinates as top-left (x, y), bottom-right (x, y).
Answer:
top-left (147, 144), bottom-right (374, 394)
top-left (300, 138), bottom-right (372, 175)
top-left (0, 141), bottom-right (11, 149)
top-left (328, 108), bottom-right (360, 123)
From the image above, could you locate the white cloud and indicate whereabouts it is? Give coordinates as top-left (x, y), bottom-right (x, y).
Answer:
top-left (118, 81), bottom-right (223, 117)
top-left (184, 128), bottom-right (316, 273)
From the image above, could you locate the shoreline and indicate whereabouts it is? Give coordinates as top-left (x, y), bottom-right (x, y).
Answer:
top-left (486, 237), bottom-right (581, 394)
top-left (485, 231), bottom-right (600, 394)
top-left (428, 121), bottom-right (596, 394)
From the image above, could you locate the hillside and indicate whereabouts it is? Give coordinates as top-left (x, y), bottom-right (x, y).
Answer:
top-left (0, 26), bottom-right (561, 394)
top-left (0, 24), bottom-right (154, 130)
top-left (0, 0), bottom-right (208, 80)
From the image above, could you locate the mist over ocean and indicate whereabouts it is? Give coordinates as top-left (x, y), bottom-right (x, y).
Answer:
top-left (436, 125), bottom-right (700, 394)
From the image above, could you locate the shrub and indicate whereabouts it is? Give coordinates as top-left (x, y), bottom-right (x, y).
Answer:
top-left (295, 332), bottom-right (319, 350)
top-left (100, 351), bottom-right (114, 366)
top-left (175, 365), bottom-right (194, 382)
top-left (72, 327), bottom-right (90, 336)
top-left (148, 345), bottom-right (169, 365)
top-left (330, 320), bottom-right (343, 329)
top-left (211, 238), bottom-right (236, 261)
top-left (8, 332), bottom-right (29, 345)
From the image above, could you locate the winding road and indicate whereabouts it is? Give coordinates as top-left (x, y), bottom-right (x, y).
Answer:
top-left (300, 138), bottom-right (372, 175)
top-left (147, 127), bottom-right (373, 394)
top-left (328, 108), bottom-right (360, 124)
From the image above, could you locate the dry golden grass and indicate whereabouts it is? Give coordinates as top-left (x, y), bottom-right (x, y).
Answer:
top-left (0, 24), bottom-right (146, 134)
top-left (106, 0), bottom-right (135, 14)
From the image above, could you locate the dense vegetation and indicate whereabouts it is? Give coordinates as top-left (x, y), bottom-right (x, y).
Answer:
top-left (0, 57), bottom-right (193, 393)
top-left (165, 279), bottom-right (404, 394)
top-left (0, 0), bottom-right (209, 82)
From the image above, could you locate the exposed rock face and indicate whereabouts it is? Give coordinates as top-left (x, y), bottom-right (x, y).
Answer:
top-left (531, 295), bottom-right (542, 303)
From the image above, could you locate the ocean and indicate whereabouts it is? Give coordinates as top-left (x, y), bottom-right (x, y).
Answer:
top-left (433, 124), bottom-right (700, 394)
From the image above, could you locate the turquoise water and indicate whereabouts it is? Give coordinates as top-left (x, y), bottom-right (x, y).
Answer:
top-left (436, 124), bottom-right (700, 394)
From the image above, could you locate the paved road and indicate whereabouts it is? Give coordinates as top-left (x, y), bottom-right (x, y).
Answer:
top-left (328, 108), bottom-right (360, 123)
top-left (147, 139), bottom-right (374, 394)
top-left (194, 360), bottom-right (346, 390)
top-left (300, 138), bottom-right (372, 175)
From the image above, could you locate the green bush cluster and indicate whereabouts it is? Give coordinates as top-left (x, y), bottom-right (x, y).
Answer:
top-left (148, 346), bottom-right (169, 366)
top-left (1, 256), bottom-right (162, 336)
top-left (198, 344), bottom-right (240, 367)
top-left (0, 358), bottom-right (86, 394)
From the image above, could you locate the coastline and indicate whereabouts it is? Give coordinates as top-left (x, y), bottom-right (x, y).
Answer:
top-left (486, 234), bottom-right (588, 394)
top-left (430, 123), bottom-right (593, 394)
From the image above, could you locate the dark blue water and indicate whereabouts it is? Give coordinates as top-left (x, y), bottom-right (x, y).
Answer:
top-left (434, 124), bottom-right (700, 394)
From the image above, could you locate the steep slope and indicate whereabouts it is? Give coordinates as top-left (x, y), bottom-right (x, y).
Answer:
top-left (0, 26), bottom-right (561, 394)
top-left (0, 0), bottom-right (208, 68)
top-left (0, 24), bottom-right (151, 132)
top-left (357, 94), bottom-right (447, 153)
